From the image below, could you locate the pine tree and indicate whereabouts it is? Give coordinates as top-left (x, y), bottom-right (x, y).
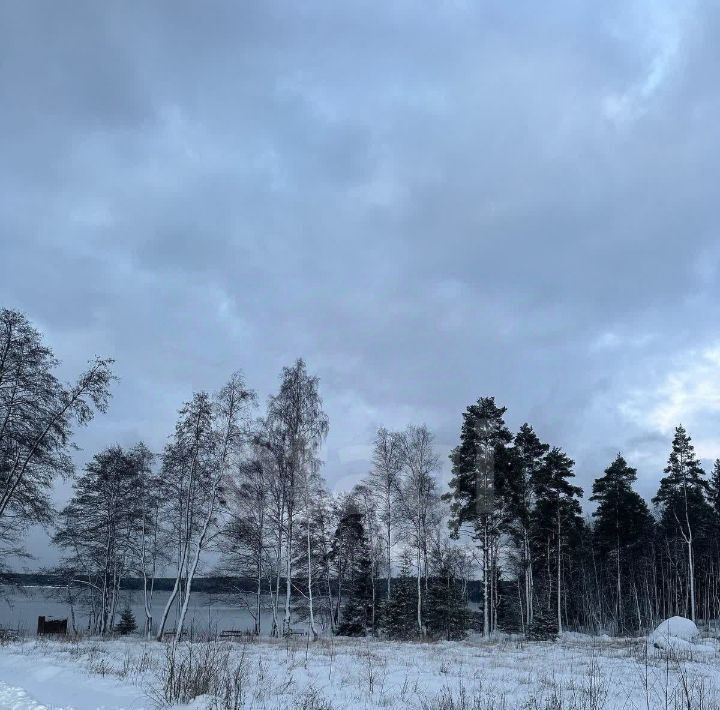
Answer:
top-left (590, 453), bottom-right (654, 632)
top-left (532, 447), bottom-right (582, 634)
top-left (444, 397), bottom-right (512, 636)
top-left (653, 425), bottom-right (712, 622)
top-left (116, 605), bottom-right (137, 635)
top-left (505, 424), bottom-right (549, 629)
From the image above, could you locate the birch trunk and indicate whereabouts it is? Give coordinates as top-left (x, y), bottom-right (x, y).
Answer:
top-left (156, 539), bottom-right (188, 640)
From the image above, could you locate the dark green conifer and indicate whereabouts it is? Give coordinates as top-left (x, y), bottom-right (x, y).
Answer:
top-left (531, 447), bottom-right (583, 634)
top-left (590, 453), bottom-right (654, 632)
top-left (116, 605), bottom-right (137, 635)
top-left (444, 397), bottom-right (512, 636)
top-left (653, 425), bottom-right (712, 621)
top-left (333, 501), bottom-right (373, 636)
top-left (378, 575), bottom-right (418, 639)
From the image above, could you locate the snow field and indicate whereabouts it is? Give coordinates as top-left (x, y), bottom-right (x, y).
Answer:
top-left (1, 633), bottom-right (720, 709)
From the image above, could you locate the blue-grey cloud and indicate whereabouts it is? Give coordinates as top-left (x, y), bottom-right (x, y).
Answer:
top-left (2, 0), bottom-right (720, 565)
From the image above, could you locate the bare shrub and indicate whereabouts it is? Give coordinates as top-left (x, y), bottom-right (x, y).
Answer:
top-left (358, 647), bottom-right (387, 695)
top-left (418, 683), bottom-right (508, 710)
top-left (149, 640), bottom-right (248, 709)
top-left (119, 645), bottom-right (157, 681)
top-left (295, 685), bottom-right (334, 710)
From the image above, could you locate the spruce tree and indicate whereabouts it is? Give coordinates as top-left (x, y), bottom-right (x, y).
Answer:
top-left (333, 501), bottom-right (373, 636)
top-left (424, 545), bottom-right (471, 640)
top-left (378, 554), bottom-right (419, 639)
top-left (590, 453), bottom-right (653, 632)
top-left (116, 605), bottom-right (137, 635)
top-left (444, 397), bottom-right (512, 636)
top-left (527, 605), bottom-right (557, 641)
top-left (425, 577), bottom-right (470, 640)
top-left (653, 425), bottom-right (712, 622)
top-left (378, 575), bottom-right (418, 639)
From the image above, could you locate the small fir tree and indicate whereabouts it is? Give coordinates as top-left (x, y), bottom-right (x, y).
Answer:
top-left (116, 605), bottom-right (137, 635)
top-left (425, 576), bottom-right (471, 640)
top-left (378, 575), bottom-right (418, 639)
top-left (377, 554), bottom-right (419, 639)
top-left (527, 603), bottom-right (557, 641)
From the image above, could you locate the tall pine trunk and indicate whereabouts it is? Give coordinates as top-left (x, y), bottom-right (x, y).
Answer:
top-left (556, 511), bottom-right (562, 634)
top-left (483, 522), bottom-right (489, 637)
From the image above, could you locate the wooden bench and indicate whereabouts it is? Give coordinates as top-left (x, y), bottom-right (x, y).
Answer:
top-left (161, 630), bottom-right (189, 640)
top-left (285, 629), bottom-right (307, 638)
top-left (219, 630), bottom-right (253, 640)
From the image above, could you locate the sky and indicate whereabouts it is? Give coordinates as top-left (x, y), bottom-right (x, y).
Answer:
top-left (2, 1), bottom-right (720, 568)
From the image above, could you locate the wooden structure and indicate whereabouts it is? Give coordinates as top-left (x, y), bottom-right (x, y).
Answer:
top-left (37, 616), bottom-right (67, 635)
top-left (219, 629), bottom-right (254, 640)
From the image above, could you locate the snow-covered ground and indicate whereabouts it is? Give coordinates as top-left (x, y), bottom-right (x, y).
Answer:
top-left (0, 641), bottom-right (148, 710)
top-left (1, 632), bottom-right (720, 709)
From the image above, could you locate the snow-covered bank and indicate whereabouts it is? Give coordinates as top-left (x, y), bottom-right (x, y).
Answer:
top-left (1, 634), bottom-right (720, 709)
top-left (0, 682), bottom-right (47, 710)
top-left (0, 642), bottom-right (148, 709)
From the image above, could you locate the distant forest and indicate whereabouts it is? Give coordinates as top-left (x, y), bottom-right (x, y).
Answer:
top-left (1, 573), bottom-right (487, 602)
top-left (2, 306), bottom-right (720, 642)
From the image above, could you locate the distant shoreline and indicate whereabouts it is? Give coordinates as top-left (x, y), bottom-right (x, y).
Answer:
top-left (1, 574), bottom-right (485, 600)
top-left (0, 574), bottom-right (259, 594)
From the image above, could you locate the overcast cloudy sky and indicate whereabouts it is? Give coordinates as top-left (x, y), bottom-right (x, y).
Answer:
top-left (2, 1), bottom-right (720, 566)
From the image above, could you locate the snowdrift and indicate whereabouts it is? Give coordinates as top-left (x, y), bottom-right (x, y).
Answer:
top-left (648, 616), bottom-right (715, 656)
top-left (650, 616), bottom-right (699, 643)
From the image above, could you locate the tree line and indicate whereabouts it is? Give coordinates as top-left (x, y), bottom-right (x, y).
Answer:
top-left (2, 307), bottom-right (719, 641)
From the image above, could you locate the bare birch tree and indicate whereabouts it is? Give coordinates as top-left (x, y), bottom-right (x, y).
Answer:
top-left (156, 373), bottom-right (255, 640)
top-left (398, 424), bottom-right (440, 636)
top-left (368, 427), bottom-right (402, 601)
top-left (54, 445), bottom-right (144, 634)
top-left (265, 359), bottom-right (328, 637)
top-left (0, 308), bottom-right (113, 561)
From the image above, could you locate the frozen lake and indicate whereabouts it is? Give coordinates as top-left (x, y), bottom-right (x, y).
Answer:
top-left (0, 585), bottom-right (293, 636)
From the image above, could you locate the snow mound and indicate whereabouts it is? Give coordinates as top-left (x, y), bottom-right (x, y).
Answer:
top-left (652, 635), bottom-right (693, 652)
top-left (650, 616), bottom-right (699, 644)
top-left (647, 617), bottom-right (716, 656)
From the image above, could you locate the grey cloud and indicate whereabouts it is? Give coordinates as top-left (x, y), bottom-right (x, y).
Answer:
top-left (2, 0), bottom-right (720, 565)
